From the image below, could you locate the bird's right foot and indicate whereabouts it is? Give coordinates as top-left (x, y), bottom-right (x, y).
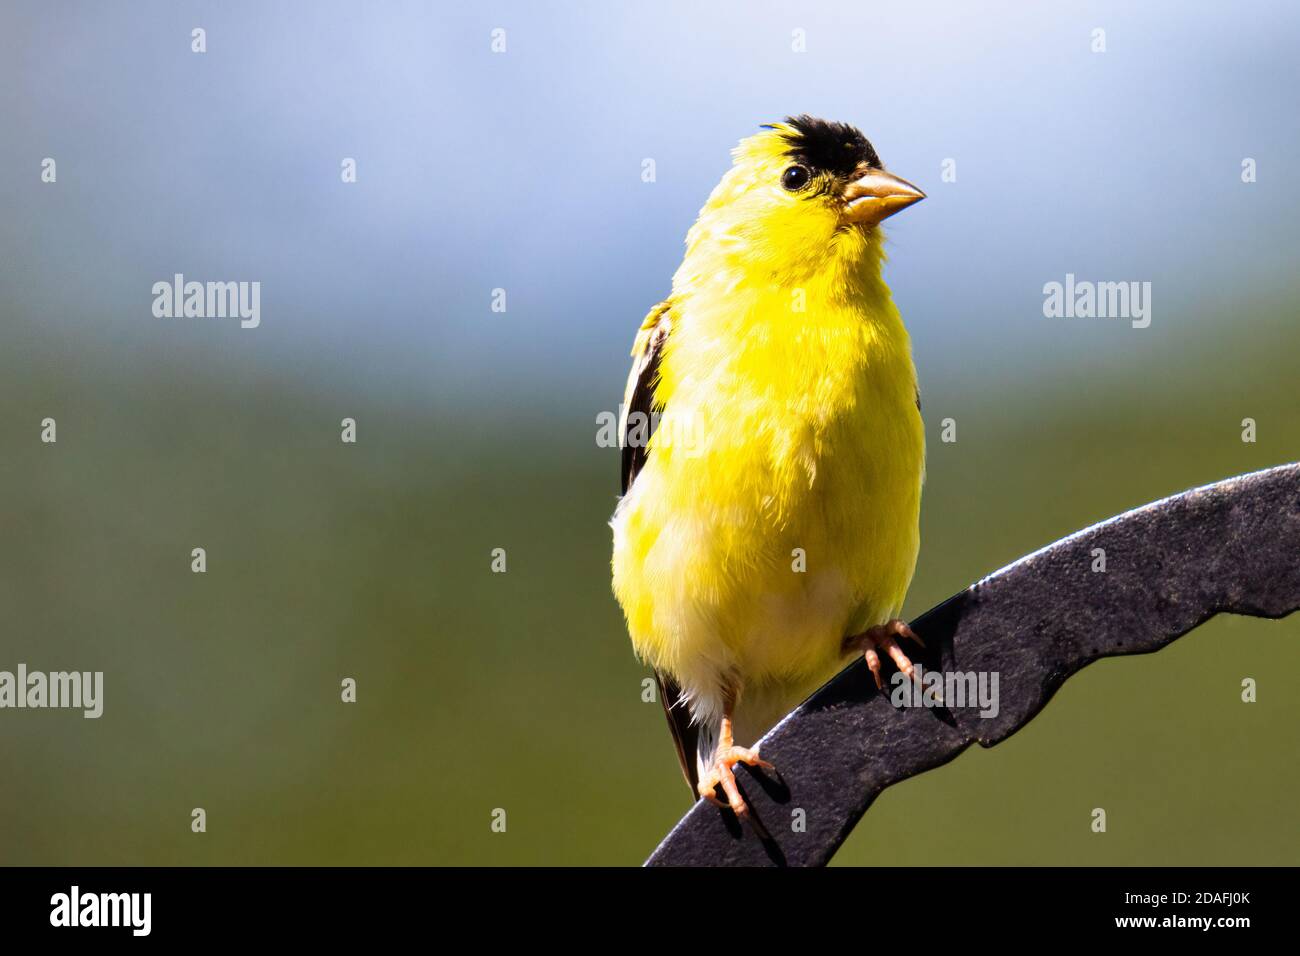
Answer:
top-left (697, 744), bottom-right (774, 817)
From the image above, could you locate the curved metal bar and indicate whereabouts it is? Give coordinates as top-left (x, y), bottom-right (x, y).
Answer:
top-left (646, 463), bottom-right (1300, 867)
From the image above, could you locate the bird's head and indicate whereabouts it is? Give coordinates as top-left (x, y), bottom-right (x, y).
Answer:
top-left (682, 115), bottom-right (924, 283)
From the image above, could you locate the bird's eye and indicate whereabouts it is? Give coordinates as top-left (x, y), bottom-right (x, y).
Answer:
top-left (781, 165), bottom-right (811, 192)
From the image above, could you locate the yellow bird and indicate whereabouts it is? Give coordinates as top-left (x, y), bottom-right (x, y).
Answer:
top-left (611, 116), bottom-right (927, 816)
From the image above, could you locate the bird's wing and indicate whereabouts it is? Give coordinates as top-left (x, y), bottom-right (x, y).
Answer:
top-left (620, 300), bottom-right (672, 495)
top-left (654, 672), bottom-right (699, 795)
top-left (619, 301), bottom-right (700, 795)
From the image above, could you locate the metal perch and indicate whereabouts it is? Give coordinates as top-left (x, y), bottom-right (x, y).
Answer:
top-left (646, 463), bottom-right (1300, 867)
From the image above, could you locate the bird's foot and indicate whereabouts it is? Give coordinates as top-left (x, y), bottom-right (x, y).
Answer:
top-left (697, 745), bottom-right (774, 817)
top-left (844, 619), bottom-right (925, 690)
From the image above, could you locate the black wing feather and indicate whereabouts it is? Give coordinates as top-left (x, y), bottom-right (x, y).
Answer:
top-left (619, 302), bottom-right (700, 795)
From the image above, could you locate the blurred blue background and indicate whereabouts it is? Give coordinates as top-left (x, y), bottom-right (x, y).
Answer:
top-left (1, 0), bottom-right (1297, 865)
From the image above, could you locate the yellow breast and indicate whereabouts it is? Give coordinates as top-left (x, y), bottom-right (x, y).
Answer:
top-left (611, 256), bottom-right (924, 713)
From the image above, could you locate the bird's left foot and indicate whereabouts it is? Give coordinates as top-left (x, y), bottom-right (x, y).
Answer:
top-left (844, 619), bottom-right (925, 690)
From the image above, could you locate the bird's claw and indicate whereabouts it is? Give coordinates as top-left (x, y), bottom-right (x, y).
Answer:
top-left (697, 745), bottom-right (774, 817)
top-left (845, 619), bottom-right (925, 691)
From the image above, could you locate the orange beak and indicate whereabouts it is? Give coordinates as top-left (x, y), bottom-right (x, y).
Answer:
top-left (841, 169), bottom-right (926, 227)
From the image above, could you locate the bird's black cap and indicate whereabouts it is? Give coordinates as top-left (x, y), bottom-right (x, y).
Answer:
top-left (767, 115), bottom-right (881, 177)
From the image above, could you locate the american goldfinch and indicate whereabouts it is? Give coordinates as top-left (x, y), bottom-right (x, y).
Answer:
top-left (611, 116), bottom-right (927, 816)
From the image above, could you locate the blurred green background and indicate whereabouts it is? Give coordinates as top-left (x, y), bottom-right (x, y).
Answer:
top-left (1, 0), bottom-right (1297, 865)
top-left (2, 300), bottom-right (1295, 866)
